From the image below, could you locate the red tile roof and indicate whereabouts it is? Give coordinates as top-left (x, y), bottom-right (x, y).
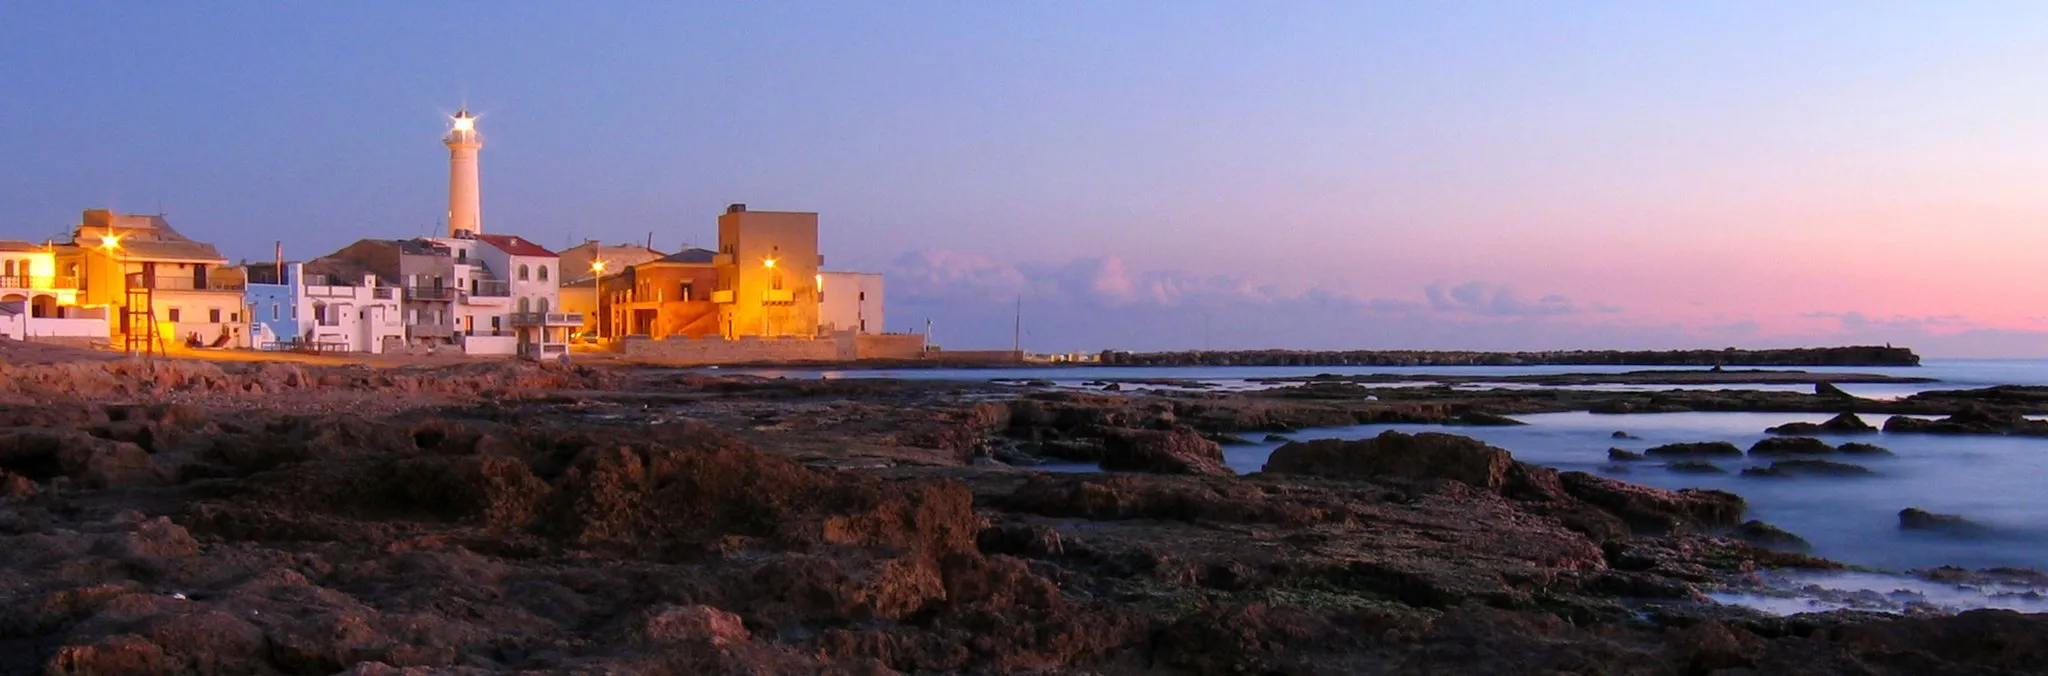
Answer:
top-left (475, 233), bottom-right (558, 258)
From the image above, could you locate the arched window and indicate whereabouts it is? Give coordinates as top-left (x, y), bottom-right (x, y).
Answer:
top-left (537, 266), bottom-right (549, 281)
top-left (518, 297), bottom-right (531, 313)
top-left (538, 298), bottom-right (549, 313)
top-left (3, 260), bottom-right (15, 276)
top-left (518, 264), bottom-right (530, 281)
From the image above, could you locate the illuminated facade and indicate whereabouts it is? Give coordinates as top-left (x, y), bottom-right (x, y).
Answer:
top-left (713, 205), bottom-right (820, 338)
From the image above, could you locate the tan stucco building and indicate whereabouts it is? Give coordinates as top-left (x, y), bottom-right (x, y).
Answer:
top-left (713, 205), bottom-right (820, 338)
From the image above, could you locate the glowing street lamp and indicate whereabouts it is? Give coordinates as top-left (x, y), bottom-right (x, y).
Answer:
top-left (590, 259), bottom-right (607, 340)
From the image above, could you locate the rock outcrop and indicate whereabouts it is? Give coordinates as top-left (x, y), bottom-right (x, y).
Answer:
top-left (1099, 429), bottom-right (1232, 476)
top-left (1765, 412), bottom-right (1877, 435)
top-left (1262, 431), bottom-right (1511, 489)
top-left (1884, 408), bottom-right (2048, 436)
top-left (1747, 436), bottom-right (1834, 456)
top-left (1644, 441), bottom-right (1743, 458)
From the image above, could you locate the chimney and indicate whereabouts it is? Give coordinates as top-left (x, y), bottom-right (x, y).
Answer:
top-left (727, 203), bottom-right (746, 214)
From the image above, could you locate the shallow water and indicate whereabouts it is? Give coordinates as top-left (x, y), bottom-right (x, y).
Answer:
top-left (1042, 409), bottom-right (2048, 572)
top-left (1709, 570), bottom-right (2048, 616)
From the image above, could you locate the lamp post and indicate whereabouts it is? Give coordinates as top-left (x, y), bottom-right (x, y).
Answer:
top-left (590, 259), bottom-right (607, 341)
top-left (761, 255), bottom-right (777, 337)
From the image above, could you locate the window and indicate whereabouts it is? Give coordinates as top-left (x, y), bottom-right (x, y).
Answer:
top-left (538, 298), bottom-right (549, 313)
top-left (167, 308), bottom-right (181, 322)
top-left (859, 292), bottom-right (866, 301)
top-left (407, 309), bottom-right (417, 325)
top-left (537, 266), bottom-right (548, 281)
top-left (490, 316), bottom-right (501, 334)
top-left (772, 270), bottom-right (784, 290)
top-left (3, 260), bottom-right (12, 276)
top-left (518, 264), bottom-right (530, 281)
top-left (456, 249), bottom-right (467, 263)
top-left (271, 304), bottom-right (279, 320)
top-left (518, 297), bottom-right (530, 313)
top-left (680, 283), bottom-right (693, 301)
top-left (230, 312), bottom-right (239, 322)
top-left (291, 306), bottom-right (298, 320)
top-left (209, 308), bottom-right (221, 323)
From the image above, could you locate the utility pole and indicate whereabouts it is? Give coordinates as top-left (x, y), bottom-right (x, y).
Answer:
top-left (1013, 296), bottom-right (1022, 355)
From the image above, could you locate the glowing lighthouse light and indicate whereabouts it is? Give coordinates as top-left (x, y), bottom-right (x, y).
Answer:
top-left (444, 107), bottom-right (484, 236)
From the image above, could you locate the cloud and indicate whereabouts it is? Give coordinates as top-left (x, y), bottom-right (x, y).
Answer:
top-left (1425, 281), bottom-right (1580, 317)
top-left (880, 249), bottom-right (2048, 356)
top-left (885, 249), bottom-right (1627, 352)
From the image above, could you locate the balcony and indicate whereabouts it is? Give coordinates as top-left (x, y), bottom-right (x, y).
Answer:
top-left (509, 312), bottom-right (585, 327)
top-left (711, 289), bottom-right (735, 304)
top-left (763, 289), bottom-right (795, 304)
top-left (712, 253), bottom-right (734, 266)
top-left (128, 276), bottom-right (243, 292)
top-left (470, 280), bottom-right (510, 297)
top-left (0, 275), bottom-right (78, 290)
top-left (406, 286), bottom-right (456, 301)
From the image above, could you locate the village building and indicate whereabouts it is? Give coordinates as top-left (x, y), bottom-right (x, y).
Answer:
top-left (309, 238), bottom-right (460, 347)
top-left (243, 261), bottom-right (406, 353)
top-left (818, 271), bottom-right (885, 335)
top-left (58, 209), bottom-right (244, 350)
top-left (0, 239), bottom-right (106, 342)
top-left (713, 205), bottom-right (822, 338)
top-left (593, 248), bottom-right (719, 339)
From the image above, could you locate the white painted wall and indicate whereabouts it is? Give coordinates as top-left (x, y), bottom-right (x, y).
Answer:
top-left (819, 272), bottom-right (885, 335)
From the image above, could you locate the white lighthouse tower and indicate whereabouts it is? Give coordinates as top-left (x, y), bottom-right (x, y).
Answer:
top-left (445, 108), bottom-right (483, 237)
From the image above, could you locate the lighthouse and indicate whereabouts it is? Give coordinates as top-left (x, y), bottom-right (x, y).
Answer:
top-left (445, 108), bottom-right (483, 237)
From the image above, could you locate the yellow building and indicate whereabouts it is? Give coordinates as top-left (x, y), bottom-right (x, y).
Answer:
top-left (713, 204), bottom-right (820, 338)
top-left (0, 241), bottom-right (81, 317)
top-left (60, 209), bottom-right (244, 347)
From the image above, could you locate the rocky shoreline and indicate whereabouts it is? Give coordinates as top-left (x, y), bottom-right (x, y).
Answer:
top-left (1, 353), bottom-right (2042, 674)
top-left (1101, 345), bottom-right (1923, 367)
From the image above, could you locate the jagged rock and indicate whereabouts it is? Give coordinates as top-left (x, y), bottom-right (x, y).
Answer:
top-left (1837, 442), bottom-right (1893, 455)
top-left (1557, 472), bottom-right (1746, 534)
top-left (1884, 407), bottom-right (2048, 436)
top-left (1765, 412), bottom-right (1876, 435)
top-left (1203, 432), bottom-right (1255, 446)
top-left (1899, 508), bottom-right (1988, 536)
top-left (1449, 412), bottom-right (1524, 426)
top-left (1740, 459), bottom-right (1875, 478)
top-left (1815, 382), bottom-right (1856, 398)
top-left (1611, 431), bottom-right (1639, 440)
top-left (1666, 461), bottom-right (1725, 474)
top-left (1099, 429), bottom-right (1232, 476)
top-left (1747, 437), bottom-right (1834, 457)
top-left (0, 470), bottom-right (35, 499)
top-left (1644, 441), bottom-right (1743, 458)
top-left (1732, 520), bottom-right (1811, 551)
top-left (1607, 448), bottom-right (1645, 462)
top-left (1263, 431), bottom-right (1511, 489)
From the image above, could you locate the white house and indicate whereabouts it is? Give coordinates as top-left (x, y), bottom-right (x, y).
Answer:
top-left (244, 262), bottom-right (406, 353)
top-left (819, 271), bottom-right (885, 335)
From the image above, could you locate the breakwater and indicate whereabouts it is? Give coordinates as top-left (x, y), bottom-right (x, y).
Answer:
top-left (1099, 345), bottom-right (1920, 367)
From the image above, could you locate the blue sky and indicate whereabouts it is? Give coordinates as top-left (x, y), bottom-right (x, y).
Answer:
top-left (4, 3), bottom-right (2046, 354)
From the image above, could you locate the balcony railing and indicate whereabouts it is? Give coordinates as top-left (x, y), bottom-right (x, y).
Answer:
top-left (711, 289), bottom-right (735, 304)
top-left (763, 289), bottom-right (795, 304)
top-left (509, 312), bottom-right (585, 327)
top-left (406, 286), bottom-right (455, 301)
top-left (0, 275), bottom-right (77, 290)
top-left (127, 276), bottom-right (243, 292)
top-left (372, 287), bottom-right (394, 300)
top-left (470, 280), bottom-right (510, 297)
